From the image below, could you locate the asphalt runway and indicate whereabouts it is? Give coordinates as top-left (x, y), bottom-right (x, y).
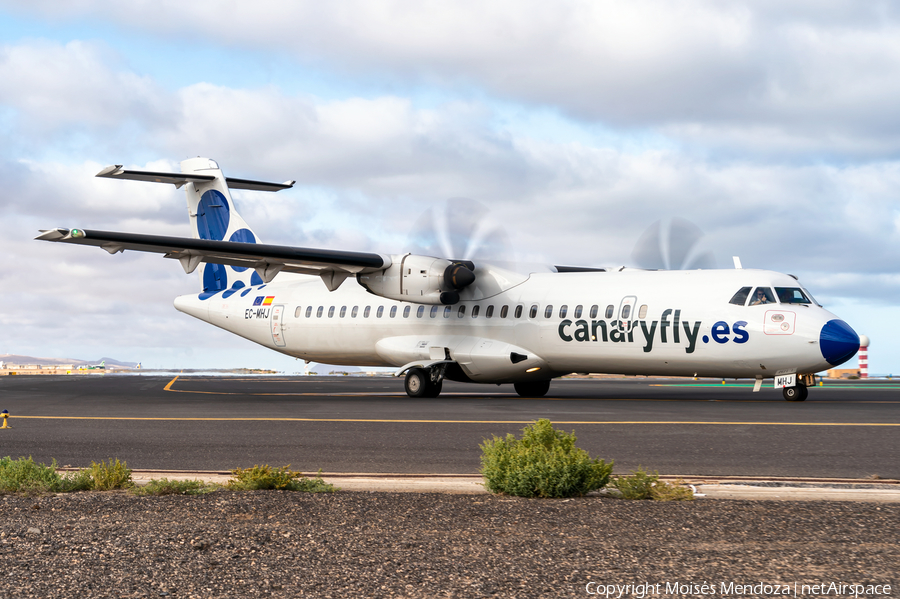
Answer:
top-left (1, 374), bottom-right (898, 478)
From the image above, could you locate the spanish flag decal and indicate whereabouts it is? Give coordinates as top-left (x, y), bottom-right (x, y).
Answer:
top-left (263, 296), bottom-right (275, 306)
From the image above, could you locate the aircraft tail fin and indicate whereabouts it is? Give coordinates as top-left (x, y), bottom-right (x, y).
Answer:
top-left (179, 157), bottom-right (263, 294)
top-left (96, 158), bottom-right (295, 295)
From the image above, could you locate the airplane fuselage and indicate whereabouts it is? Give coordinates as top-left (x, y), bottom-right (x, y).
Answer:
top-left (175, 267), bottom-right (853, 384)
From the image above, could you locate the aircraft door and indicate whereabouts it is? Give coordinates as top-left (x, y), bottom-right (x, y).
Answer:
top-left (618, 295), bottom-right (637, 333)
top-left (270, 305), bottom-right (287, 347)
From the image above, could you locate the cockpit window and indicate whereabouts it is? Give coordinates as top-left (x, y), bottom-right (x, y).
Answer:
top-left (749, 287), bottom-right (775, 306)
top-left (775, 287), bottom-right (812, 305)
top-left (729, 287), bottom-right (752, 306)
top-left (801, 286), bottom-right (821, 307)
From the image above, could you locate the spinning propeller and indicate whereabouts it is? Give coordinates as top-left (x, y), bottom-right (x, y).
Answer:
top-left (631, 217), bottom-right (716, 270)
top-left (404, 198), bottom-right (521, 301)
top-left (407, 197), bottom-right (515, 265)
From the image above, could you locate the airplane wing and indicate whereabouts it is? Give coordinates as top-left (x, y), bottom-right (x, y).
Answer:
top-left (35, 228), bottom-right (390, 289)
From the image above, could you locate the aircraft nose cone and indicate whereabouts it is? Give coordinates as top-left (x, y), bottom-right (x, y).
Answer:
top-left (820, 319), bottom-right (860, 367)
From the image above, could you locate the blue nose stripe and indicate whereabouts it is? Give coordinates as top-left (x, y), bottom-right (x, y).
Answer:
top-left (820, 320), bottom-right (860, 367)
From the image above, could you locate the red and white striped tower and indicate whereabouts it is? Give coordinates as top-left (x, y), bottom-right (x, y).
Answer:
top-left (858, 335), bottom-right (870, 379)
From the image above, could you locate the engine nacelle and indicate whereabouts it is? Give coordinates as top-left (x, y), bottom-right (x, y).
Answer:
top-left (357, 254), bottom-right (475, 305)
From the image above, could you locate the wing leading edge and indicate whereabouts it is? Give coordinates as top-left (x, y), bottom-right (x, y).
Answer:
top-left (35, 228), bottom-right (391, 287)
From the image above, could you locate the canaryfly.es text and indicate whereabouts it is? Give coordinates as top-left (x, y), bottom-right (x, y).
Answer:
top-left (584, 581), bottom-right (892, 597)
top-left (558, 308), bottom-right (749, 354)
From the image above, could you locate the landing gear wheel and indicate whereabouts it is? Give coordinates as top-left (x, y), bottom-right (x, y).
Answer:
top-left (783, 385), bottom-right (808, 402)
top-left (405, 368), bottom-right (429, 398)
top-left (404, 368), bottom-right (444, 398)
top-left (514, 380), bottom-right (551, 398)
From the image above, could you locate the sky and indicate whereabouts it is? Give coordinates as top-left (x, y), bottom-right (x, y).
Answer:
top-left (1, 0), bottom-right (898, 374)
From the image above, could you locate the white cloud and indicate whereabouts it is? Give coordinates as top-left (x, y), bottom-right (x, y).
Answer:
top-left (0, 40), bottom-right (169, 139)
top-left (6, 0), bottom-right (900, 158)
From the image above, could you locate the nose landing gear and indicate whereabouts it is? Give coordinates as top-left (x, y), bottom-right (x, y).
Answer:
top-left (783, 373), bottom-right (815, 401)
top-left (783, 384), bottom-right (808, 401)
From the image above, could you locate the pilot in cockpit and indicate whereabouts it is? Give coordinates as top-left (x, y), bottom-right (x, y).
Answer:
top-left (750, 288), bottom-right (770, 306)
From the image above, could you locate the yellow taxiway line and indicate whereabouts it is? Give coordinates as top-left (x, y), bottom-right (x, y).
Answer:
top-left (160, 376), bottom-right (900, 403)
top-left (10, 415), bottom-right (900, 426)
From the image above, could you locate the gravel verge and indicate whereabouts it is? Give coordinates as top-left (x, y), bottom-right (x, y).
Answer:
top-left (0, 491), bottom-right (897, 598)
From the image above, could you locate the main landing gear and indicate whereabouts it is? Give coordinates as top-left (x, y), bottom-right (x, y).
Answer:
top-left (402, 364), bottom-right (553, 398)
top-left (404, 367), bottom-right (443, 398)
top-left (513, 380), bottom-right (551, 398)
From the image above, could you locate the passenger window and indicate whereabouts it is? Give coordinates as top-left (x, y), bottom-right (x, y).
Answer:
top-left (390, 306), bottom-right (397, 318)
top-left (404, 306), bottom-right (411, 318)
top-left (775, 287), bottom-right (812, 305)
top-left (364, 306), bottom-right (371, 318)
top-left (500, 306), bottom-right (509, 318)
top-left (486, 305), bottom-right (494, 318)
top-left (621, 304), bottom-right (631, 320)
top-left (472, 305), bottom-right (480, 318)
top-left (339, 306), bottom-right (347, 318)
top-left (294, 306), bottom-right (302, 318)
top-left (430, 306), bottom-right (439, 318)
top-left (376, 306), bottom-right (384, 318)
top-left (729, 287), bottom-right (752, 306)
top-left (316, 306), bottom-right (323, 318)
top-left (590, 305), bottom-right (598, 319)
top-left (544, 305), bottom-right (553, 318)
top-left (328, 306), bottom-right (335, 318)
top-left (638, 305), bottom-right (648, 319)
top-left (306, 306), bottom-right (312, 318)
top-left (605, 305), bottom-right (614, 318)
top-left (749, 287), bottom-right (776, 306)
top-left (559, 305), bottom-right (568, 318)
top-left (529, 304), bottom-right (538, 318)
top-left (574, 305), bottom-right (583, 318)
top-left (513, 305), bottom-right (522, 318)
top-left (444, 306), bottom-right (452, 318)
top-left (416, 306), bottom-right (424, 318)
top-left (351, 306), bottom-right (358, 318)
top-left (458, 305), bottom-right (466, 318)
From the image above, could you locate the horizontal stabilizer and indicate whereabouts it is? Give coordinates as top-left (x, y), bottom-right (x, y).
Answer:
top-left (96, 165), bottom-right (295, 192)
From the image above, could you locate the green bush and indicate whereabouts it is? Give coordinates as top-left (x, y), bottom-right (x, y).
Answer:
top-left (611, 468), bottom-right (694, 501)
top-left (90, 458), bottom-right (133, 490)
top-left (132, 478), bottom-right (219, 496)
top-left (650, 478), bottom-right (694, 501)
top-left (58, 469), bottom-right (94, 493)
top-left (611, 466), bottom-right (659, 499)
top-left (227, 465), bottom-right (336, 492)
top-left (480, 419), bottom-right (613, 498)
top-left (0, 456), bottom-right (62, 494)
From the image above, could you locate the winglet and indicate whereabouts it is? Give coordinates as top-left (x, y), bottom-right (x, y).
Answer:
top-left (96, 165), bottom-right (124, 177)
top-left (35, 228), bottom-right (70, 241)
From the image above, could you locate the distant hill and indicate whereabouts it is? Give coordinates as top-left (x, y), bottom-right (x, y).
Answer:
top-left (0, 354), bottom-right (139, 368)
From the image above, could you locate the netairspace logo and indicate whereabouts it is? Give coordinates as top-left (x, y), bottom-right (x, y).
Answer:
top-left (584, 581), bottom-right (893, 597)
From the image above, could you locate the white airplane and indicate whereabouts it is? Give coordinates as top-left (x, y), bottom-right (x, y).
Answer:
top-left (77, 359), bottom-right (106, 370)
top-left (37, 158), bottom-right (860, 401)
